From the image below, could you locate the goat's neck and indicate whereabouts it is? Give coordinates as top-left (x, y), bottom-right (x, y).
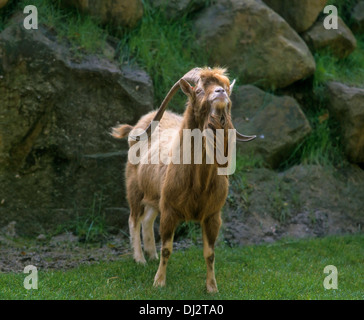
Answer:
top-left (178, 105), bottom-right (220, 192)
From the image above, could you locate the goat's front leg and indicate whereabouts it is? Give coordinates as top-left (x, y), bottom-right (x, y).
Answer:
top-left (202, 214), bottom-right (222, 293)
top-left (153, 213), bottom-right (178, 288)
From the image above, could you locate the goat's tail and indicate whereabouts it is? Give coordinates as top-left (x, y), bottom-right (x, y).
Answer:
top-left (111, 124), bottom-right (133, 139)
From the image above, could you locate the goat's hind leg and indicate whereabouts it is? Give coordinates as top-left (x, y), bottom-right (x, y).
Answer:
top-left (129, 202), bottom-right (146, 264)
top-left (142, 206), bottom-right (159, 260)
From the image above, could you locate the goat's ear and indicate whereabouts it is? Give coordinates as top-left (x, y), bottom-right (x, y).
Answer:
top-left (230, 79), bottom-right (236, 94)
top-left (179, 78), bottom-right (194, 97)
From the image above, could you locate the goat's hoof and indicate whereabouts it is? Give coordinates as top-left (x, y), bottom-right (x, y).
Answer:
top-left (206, 284), bottom-right (218, 294)
top-left (148, 252), bottom-right (159, 261)
top-left (134, 256), bottom-right (146, 264)
top-left (153, 275), bottom-right (166, 288)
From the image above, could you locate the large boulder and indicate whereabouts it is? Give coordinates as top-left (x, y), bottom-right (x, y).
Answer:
top-left (231, 85), bottom-right (312, 168)
top-left (0, 18), bottom-right (153, 236)
top-left (62, 0), bottom-right (143, 28)
top-left (302, 16), bottom-right (357, 59)
top-left (263, 0), bottom-right (327, 33)
top-left (351, 1), bottom-right (364, 34)
top-left (194, 0), bottom-right (316, 90)
top-left (0, 0), bottom-right (8, 9)
top-left (326, 82), bottom-right (364, 164)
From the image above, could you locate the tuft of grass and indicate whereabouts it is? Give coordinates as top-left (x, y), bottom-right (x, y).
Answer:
top-left (117, 2), bottom-right (207, 112)
top-left (280, 107), bottom-right (346, 169)
top-left (1, 0), bottom-right (108, 55)
top-left (0, 234), bottom-right (363, 299)
top-left (56, 192), bottom-right (107, 243)
top-left (314, 36), bottom-right (364, 88)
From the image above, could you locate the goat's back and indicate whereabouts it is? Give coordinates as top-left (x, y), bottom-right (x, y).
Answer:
top-left (126, 111), bottom-right (183, 209)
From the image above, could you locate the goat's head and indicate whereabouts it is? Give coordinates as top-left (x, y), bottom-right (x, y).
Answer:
top-left (129, 67), bottom-right (256, 143)
top-left (179, 67), bottom-right (234, 132)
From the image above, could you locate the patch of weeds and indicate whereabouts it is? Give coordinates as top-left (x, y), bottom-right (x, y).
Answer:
top-left (57, 192), bottom-right (108, 243)
top-left (270, 180), bottom-right (291, 223)
top-left (269, 177), bottom-right (301, 223)
top-left (280, 91), bottom-right (346, 170)
top-left (235, 151), bottom-right (264, 173)
top-left (313, 37), bottom-right (364, 88)
top-left (175, 221), bottom-right (201, 244)
top-left (229, 151), bottom-right (262, 209)
top-left (117, 2), bottom-right (207, 113)
top-left (5, 0), bottom-right (108, 57)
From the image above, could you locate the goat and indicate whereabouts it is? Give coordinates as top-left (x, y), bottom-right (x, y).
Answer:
top-left (111, 67), bottom-right (255, 293)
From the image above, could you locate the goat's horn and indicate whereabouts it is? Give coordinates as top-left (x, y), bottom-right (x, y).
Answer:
top-left (236, 131), bottom-right (256, 142)
top-left (129, 68), bottom-right (202, 141)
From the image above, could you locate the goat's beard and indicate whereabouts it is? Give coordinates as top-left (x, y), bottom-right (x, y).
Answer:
top-left (205, 108), bottom-right (232, 168)
top-left (206, 107), bottom-right (230, 131)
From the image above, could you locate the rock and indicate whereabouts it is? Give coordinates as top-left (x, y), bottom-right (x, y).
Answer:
top-left (0, 221), bottom-right (17, 238)
top-left (50, 232), bottom-right (79, 246)
top-left (0, 0), bottom-right (8, 9)
top-left (231, 85), bottom-right (312, 168)
top-left (194, 0), bottom-right (316, 90)
top-left (302, 16), bottom-right (357, 58)
top-left (150, 0), bottom-right (206, 20)
top-left (263, 0), bottom-right (327, 33)
top-left (224, 164), bottom-right (364, 245)
top-left (36, 234), bottom-right (47, 241)
top-left (326, 82), bottom-right (364, 164)
top-left (0, 17), bottom-right (153, 236)
top-left (351, 1), bottom-right (364, 34)
top-left (62, 0), bottom-right (143, 28)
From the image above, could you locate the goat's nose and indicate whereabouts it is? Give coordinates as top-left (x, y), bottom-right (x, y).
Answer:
top-left (215, 87), bottom-right (225, 93)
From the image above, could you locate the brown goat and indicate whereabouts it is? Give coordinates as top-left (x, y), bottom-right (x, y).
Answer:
top-left (112, 67), bottom-right (255, 293)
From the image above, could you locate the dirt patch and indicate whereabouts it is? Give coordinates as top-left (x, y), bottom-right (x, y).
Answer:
top-left (0, 232), bottom-right (130, 273)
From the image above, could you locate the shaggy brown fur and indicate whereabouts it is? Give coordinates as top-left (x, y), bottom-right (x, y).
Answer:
top-left (112, 67), bottom-right (237, 293)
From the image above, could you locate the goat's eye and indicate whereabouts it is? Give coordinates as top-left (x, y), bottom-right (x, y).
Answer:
top-left (195, 88), bottom-right (203, 95)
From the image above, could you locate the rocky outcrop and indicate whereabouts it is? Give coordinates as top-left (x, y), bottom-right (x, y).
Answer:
top-left (231, 85), bottom-right (312, 168)
top-left (263, 0), bottom-right (327, 33)
top-left (0, 18), bottom-right (153, 235)
top-left (326, 82), bottom-right (364, 164)
top-left (302, 16), bottom-right (357, 58)
top-left (224, 164), bottom-right (364, 245)
top-left (62, 0), bottom-right (143, 28)
top-left (351, 1), bottom-right (364, 34)
top-left (194, 0), bottom-right (316, 90)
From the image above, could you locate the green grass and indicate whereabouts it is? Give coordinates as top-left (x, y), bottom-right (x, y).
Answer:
top-left (314, 37), bottom-right (364, 88)
top-left (1, 0), bottom-right (108, 55)
top-left (118, 2), bottom-right (207, 112)
top-left (1, 235), bottom-right (363, 299)
top-left (281, 106), bottom-right (346, 169)
top-left (56, 192), bottom-right (108, 243)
